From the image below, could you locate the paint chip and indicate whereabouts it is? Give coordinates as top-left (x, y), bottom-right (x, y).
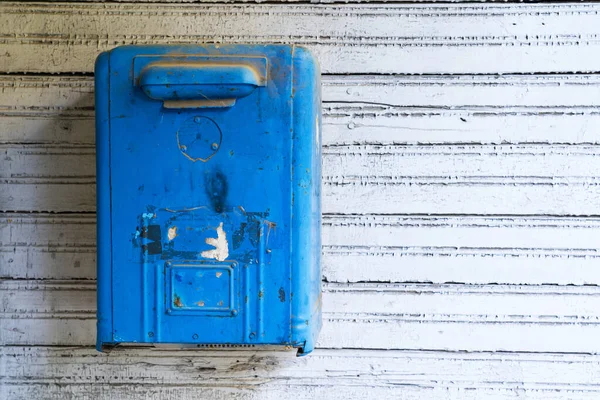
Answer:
top-left (201, 222), bottom-right (229, 261)
top-left (174, 295), bottom-right (183, 308)
top-left (197, 301), bottom-right (205, 307)
top-left (215, 272), bottom-right (222, 278)
top-left (168, 226), bottom-right (178, 241)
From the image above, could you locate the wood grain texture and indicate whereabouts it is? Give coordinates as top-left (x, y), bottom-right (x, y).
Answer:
top-left (3, 385), bottom-right (600, 400)
top-left (1, 3), bottom-right (600, 74)
top-left (3, 280), bottom-right (600, 352)
top-left (3, 347), bottom-right (600, 400)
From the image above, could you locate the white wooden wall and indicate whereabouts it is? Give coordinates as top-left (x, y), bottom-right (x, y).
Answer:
top-left (2, 1), bottom-right (600, 399)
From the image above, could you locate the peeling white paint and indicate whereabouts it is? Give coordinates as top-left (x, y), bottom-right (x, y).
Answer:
top-left (201, 222), bottom-right (229, 261)
top-left (167, 226), bottom-right (177, 241)
top-left (4, 2), bottom-right (600, 398)
top-left (4, 3), bottom-right (600, 75)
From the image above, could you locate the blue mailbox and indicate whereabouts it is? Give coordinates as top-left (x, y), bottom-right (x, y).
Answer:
top-left (95, 45), bottom-right (322, 355)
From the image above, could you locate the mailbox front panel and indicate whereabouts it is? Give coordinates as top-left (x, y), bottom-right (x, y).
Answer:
top-left (96, 45), bottom-right (321, 355)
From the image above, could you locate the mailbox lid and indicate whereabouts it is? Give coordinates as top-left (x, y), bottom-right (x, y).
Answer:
top-left (96, 44), bottom-right (321, 353)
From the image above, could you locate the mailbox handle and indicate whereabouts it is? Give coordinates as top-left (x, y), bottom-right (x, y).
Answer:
top-left (138, 61), bottom-right (267, 109)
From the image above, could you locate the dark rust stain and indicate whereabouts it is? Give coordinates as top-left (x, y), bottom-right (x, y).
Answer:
top-left (278, 287), bottom-right (285, 303)
top-left (173, 294), bottom-right (183, 308)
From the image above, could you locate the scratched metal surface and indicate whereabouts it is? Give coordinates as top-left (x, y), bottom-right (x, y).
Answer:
top-left (2, 1), bottom-right (600, 399)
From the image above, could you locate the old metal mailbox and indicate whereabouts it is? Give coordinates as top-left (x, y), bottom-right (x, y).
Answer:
top-left (95, 45), bottom-right (322, 355)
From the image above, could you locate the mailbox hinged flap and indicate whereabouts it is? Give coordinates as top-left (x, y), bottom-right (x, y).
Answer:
top-left (134, 55), bottom-right (268, 108)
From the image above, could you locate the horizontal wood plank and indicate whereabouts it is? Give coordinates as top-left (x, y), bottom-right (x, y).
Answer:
top-left (2, 346), bottom-right (600, 400)
top-left (29, 0), bottom-right (579, 3)
top-left (3, 385), bottom-right (598, 400)
top-left (2, 281), bottom-right (600, 352)
top-left (3, 143), bottom-right (600, 214)
top-left (0, 386), bottom-right (400, 400)
top-left (5, 74), bottom-right (600, 146)
top-left (2, 3), bottom-right (600, 74)
top-left (3, 213), bottom-right (600, 284)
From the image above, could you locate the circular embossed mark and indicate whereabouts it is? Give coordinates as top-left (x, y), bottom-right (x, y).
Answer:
top-left (176, 116), bottom-right (222, 162)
